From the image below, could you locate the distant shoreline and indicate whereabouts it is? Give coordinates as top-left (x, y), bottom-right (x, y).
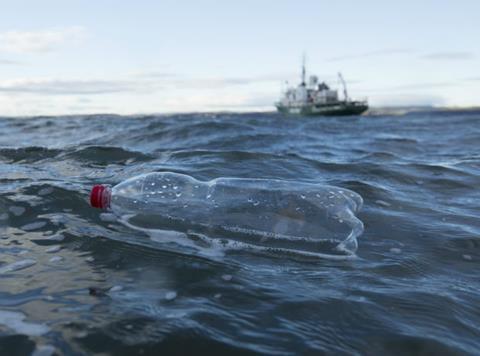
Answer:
top-left (1, 106), bottom-right (480, 119)
top-left (366, 106), bottom-right (480, 116)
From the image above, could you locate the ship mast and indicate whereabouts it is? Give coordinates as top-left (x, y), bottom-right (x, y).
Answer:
top-left (338, 72), bottom-right (349, 102)
top-left (301, 53), bottom-right (306, 85)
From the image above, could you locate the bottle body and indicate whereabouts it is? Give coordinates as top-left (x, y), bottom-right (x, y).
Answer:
top-left (91, 172), bottom-right (363, 256)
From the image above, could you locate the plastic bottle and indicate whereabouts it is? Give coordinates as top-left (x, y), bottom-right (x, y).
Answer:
top-left (90, 172), bottom-right (363, 257)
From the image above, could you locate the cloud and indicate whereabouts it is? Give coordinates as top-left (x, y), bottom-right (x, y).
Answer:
top-left (0, 59), bottom-right (22, 65)
top-left (326, 49), bottom-right (413, 62)
top-left (67, 105), bottom-right (111, 113)
top-left (169, 74), bottom-right (288, 89)
top-left (132, 69), bottom-right (278, 85)
top-left (385, 82), bottom-right (457, 90)
top-left (371, 93), bottom-right (446, 107)
top-left (363, 81), bottom-right (457, 93)
top-left (326, 49), bottom-right (475, 63)
top-left (133, 71), bottom-right (179, 79)
top-left (156, 90), bottom-right (276, 113)
top-left (421, 51), bottom-right (475, 61)
top-left (0, 78), bottom-right (140, 95)
top-left (0, 72), bottom-right (283, 97)
top-left (0, 27), bottom-right (86, 53)
top-left (209, 94), bottom-right (277, 109)
top-left (172, 77), bottom-right (252, 89)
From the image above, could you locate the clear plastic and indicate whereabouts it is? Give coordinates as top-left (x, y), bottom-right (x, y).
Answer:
top-left (102, 172), bottom-right (364, 257)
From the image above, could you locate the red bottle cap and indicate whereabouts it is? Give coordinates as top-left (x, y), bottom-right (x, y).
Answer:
top-left (90, 185), bottom-right (111, 209)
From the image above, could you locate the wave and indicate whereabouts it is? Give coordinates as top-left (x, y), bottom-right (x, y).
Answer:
top-left (0, 147), bottom-right (62, 163)
top-left (63, 146), bottom-right (154, 165)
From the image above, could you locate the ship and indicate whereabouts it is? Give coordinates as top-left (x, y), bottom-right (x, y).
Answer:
top-left (275, 59), bottom-right (368, 116)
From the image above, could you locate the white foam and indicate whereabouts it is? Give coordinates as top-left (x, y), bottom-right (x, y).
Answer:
top-left (149, 229), bottom-right (187, 243)
top-left (0, 310), bottom-right (49, 336)
top-left (193, 232), bottom-right (358, 261)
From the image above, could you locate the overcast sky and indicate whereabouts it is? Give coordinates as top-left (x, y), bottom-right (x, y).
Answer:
top-left (0, 0), bottom-right (478, 116)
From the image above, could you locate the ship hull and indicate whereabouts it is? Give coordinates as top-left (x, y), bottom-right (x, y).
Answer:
top-left (276, 102), bottom-right (368, 116)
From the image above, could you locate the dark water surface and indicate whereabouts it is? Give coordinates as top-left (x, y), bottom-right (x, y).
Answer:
top-left (1, 111), bottom-right (479, 355)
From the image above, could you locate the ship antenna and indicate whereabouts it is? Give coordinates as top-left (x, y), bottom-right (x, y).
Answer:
top-left (338, 72), bottom-right (348, 102)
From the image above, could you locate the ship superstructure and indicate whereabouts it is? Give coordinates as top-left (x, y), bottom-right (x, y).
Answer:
top-left (275, 59), bottom-right (368, 116)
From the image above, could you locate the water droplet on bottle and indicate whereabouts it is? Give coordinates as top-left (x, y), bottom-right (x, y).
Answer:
top-left (173, 186), bottom-right (178, 190)
top-left (162, 185), bottom-right (167, 189)
top-left (253, 201), bottom-right (260, 206)
top-left (301, 195), bottom-right (306, 199)
top-left (176, 193), bottom-right (182, 197)
top-left (207, 194), bottom-right (212, 199)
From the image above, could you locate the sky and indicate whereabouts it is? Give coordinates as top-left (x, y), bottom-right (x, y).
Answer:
top-left (0, 0), bottom-right (478, 116)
